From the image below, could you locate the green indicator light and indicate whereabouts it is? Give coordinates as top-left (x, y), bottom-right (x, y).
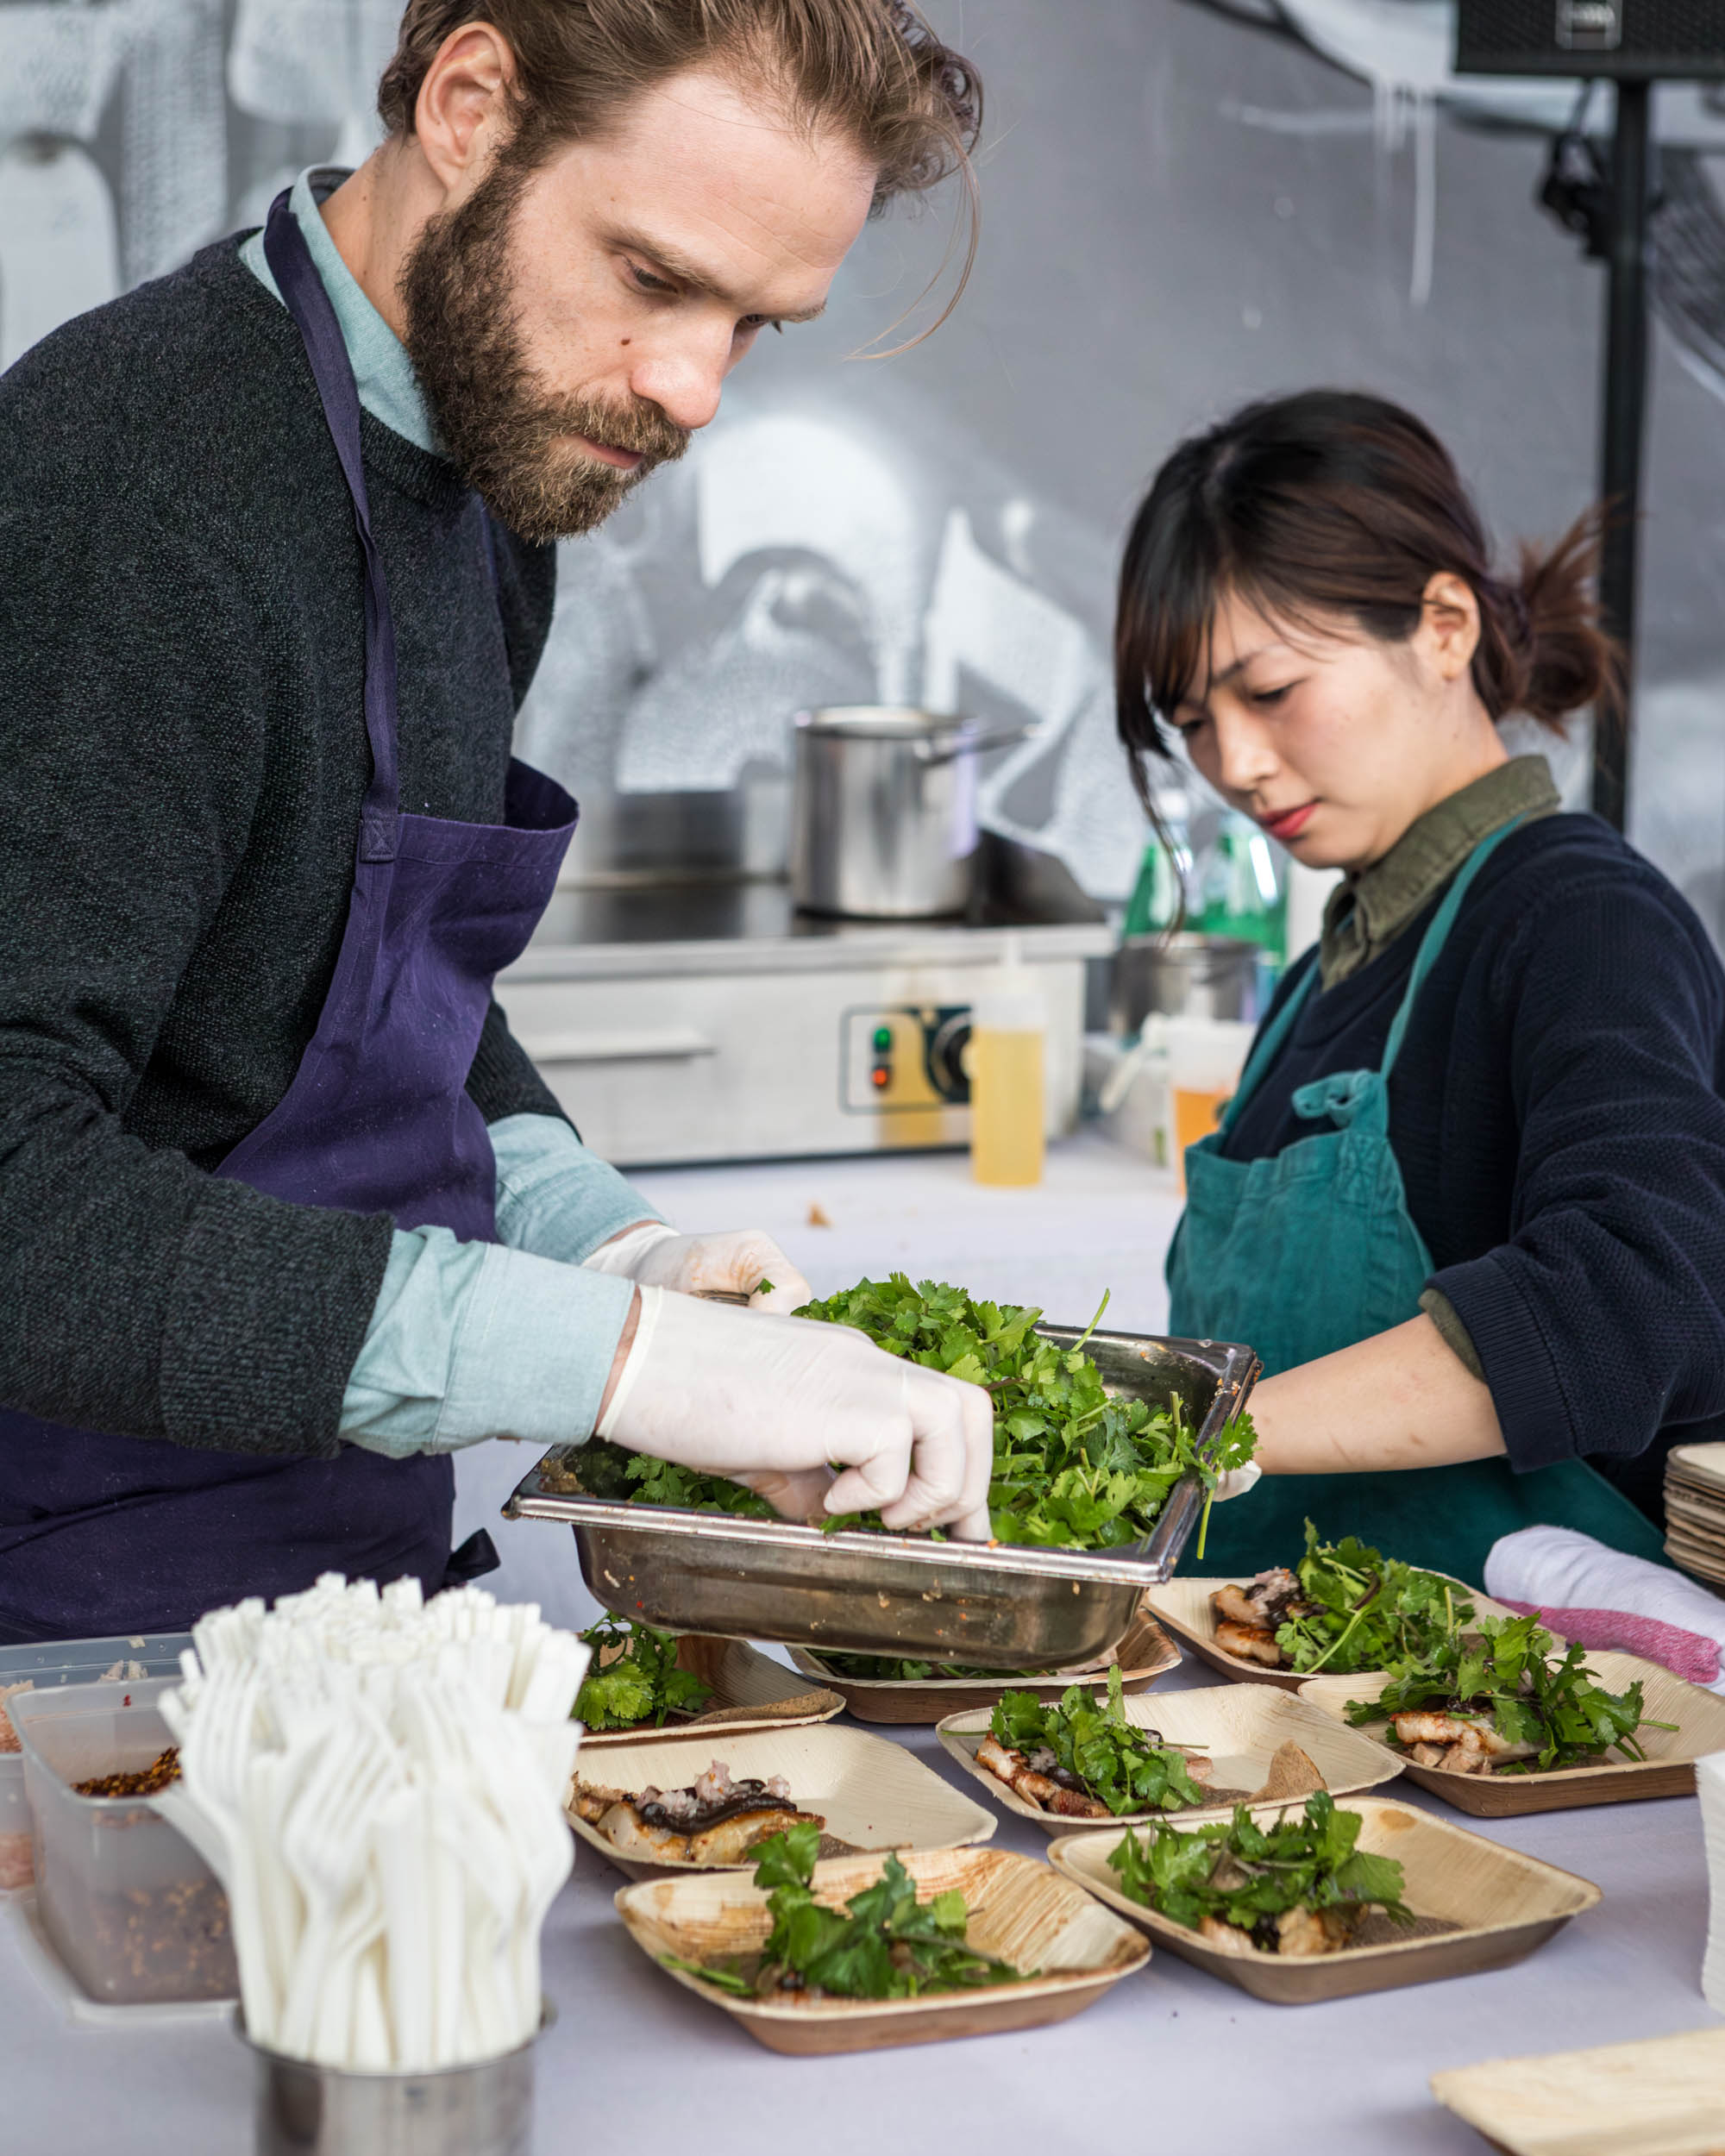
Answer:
top-left (872, 1025), bottom-right (893, 1052)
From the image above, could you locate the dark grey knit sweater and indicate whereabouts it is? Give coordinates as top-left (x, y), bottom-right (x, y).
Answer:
top-left (0, 238), bottom-right (564, 1456)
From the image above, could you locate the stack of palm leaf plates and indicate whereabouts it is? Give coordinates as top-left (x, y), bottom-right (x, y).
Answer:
top-left (1665, 1443), bottom-right (1725, 1587)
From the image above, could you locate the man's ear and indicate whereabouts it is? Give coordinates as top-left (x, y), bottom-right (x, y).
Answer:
top-left (413, 23), bottom-right (518, 195)
top-left (1416, 570), bottom-right (1482, 684)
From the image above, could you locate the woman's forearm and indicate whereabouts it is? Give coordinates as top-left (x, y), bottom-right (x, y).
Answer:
top-left (1248, 1313), bottom-right (1507, 1474)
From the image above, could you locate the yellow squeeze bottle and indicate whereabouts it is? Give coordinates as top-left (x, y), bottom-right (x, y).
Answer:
top-left (969, 935), bottom-right (1046, 1187)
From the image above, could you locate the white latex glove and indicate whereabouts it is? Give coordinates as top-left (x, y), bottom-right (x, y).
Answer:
top-left (596, 1287), bottom-right (994, 1539)
top-left (583, 1221), bottom-right (812, 1315)
top-left (1210, 1462), bottom-right (1262, 1502)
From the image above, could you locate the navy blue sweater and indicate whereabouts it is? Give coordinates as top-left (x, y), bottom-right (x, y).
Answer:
top-left (1223, 814), bottom-right (1725, 1525)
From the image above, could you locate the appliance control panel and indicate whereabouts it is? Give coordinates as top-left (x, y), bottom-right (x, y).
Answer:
top-left (841, 1004), bottom-right (972, 1114)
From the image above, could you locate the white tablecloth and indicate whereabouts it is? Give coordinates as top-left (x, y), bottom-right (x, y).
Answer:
top-left (8, 1136), bottom-right (1718, 2152)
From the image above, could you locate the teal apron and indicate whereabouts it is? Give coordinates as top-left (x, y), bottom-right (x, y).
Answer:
top-left (1168, 819), bottom-right (1671, 1586)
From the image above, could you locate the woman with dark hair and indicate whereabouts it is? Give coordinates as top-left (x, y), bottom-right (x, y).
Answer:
top-left (1118, 388), bottom-right (1725, 1582)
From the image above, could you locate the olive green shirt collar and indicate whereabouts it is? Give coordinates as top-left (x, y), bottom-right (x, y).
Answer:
top-left (1319, 755), bottom-right (1561, 988)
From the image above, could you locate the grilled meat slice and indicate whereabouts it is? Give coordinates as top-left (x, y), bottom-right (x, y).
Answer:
top-left (1214, 1618), bottom-right (1284, 1666)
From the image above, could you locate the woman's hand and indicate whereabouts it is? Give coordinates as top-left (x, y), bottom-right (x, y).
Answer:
top-left (1247, 1314), bottom-right (1507, 1474)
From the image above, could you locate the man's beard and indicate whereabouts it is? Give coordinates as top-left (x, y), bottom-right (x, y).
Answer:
top-left (398, 158), bottom-right (689, 544)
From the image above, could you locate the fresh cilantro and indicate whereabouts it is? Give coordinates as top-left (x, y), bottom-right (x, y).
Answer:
top-left (1351, 1612), bottom-right (1674, 1772)
top-left (1268, 1522), bottom-right (1477, 1677)
top-left (1108, 1791), bottom-right (1414, 1949)
top-left (674, 1820), bottom-right (1028, 2001)
top-left (989, 1662), bottom-right (1209, 1815)
top-left (591, 1275), bottom-right (1252, 1551)
top-left (574, 1614), bottom-right (715, 1732)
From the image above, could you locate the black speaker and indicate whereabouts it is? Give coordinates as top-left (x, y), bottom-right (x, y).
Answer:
top-left (1455, 0), bottom-right (1725, 79)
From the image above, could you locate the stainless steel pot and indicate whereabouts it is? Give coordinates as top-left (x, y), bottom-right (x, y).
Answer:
top-left (1111, 931), bottom-right (1269, 1036)
top-left (789, 706), bottom-right (1032, 919)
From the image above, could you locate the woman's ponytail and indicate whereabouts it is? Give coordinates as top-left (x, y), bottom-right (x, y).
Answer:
top-left (1472, 509), bottom-right (1623, 734)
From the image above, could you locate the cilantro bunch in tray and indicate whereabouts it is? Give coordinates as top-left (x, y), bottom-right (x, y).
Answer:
top-left (1352, 1612), bottom-right (1672, 1773)
top-left (574, 1614), bottom-right (715, 1732)
top-left (578, 1274), bottom-right (1254, 1553)
top-left (667, 1820), bottom-right (1027, 2001)
top-left (1108, 1791), bottom-right (1414, 1955)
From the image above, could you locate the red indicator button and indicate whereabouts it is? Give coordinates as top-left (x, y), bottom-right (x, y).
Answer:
top-left (871, 1064), bottom-right (892, 1089)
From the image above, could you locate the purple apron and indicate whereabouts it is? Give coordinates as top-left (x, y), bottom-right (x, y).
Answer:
top-left (0, 194), bottom-right (576, 1640)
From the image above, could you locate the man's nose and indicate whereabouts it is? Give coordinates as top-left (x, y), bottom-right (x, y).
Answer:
top-left (627, 340), bottom-right (728, 435)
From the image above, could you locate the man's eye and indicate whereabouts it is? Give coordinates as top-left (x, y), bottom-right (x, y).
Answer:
top-left (629, 263), bottom-right (674, 295)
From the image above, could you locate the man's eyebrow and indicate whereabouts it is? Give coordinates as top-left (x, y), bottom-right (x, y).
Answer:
top-left (609, 227), bottom-right (828, 323)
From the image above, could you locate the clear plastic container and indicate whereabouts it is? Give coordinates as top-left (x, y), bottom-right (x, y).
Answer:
top-left (0, 1632), bottom-right (191, 1894)
top-left (9, 1675), bottom-right (236, 2003)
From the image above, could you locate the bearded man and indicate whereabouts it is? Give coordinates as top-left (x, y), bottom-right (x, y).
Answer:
top-left (0, 0), bottom-right (994, 1639)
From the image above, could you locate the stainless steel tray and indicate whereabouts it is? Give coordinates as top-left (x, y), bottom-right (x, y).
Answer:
top-left (503, 1326), bottom-right (1258, 1669)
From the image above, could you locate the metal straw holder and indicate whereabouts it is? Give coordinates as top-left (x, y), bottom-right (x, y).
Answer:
top-left (241, 2005), bottom-right (555, 2156)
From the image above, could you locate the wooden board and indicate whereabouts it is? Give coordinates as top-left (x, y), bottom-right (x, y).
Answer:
top-left (1143, 1575), bottom-right (1519, 1694)
top-left (785, 1607), bottom-right (1181, 1727)
top-left (580, 1636), bottom-right (844, 1749)
top-left (1046, 1795), bottom-right (1599, 2006)
top-left (1432, 2023), bottom-right (1725, 2154)
top-left (613, 1844), bottom-right (1148, 2055)
top-left (568, 1722), bottom-right (997, 1881)
top-left (935, 1681), bottom-right (1402, 1835)
top-left (1297, 1651), bottom-right (1725, 1815)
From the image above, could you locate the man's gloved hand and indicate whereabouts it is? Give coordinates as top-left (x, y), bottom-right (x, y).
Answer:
top-left (582, 1221), bottom-right (812, 1315)
top-left (596, 1287), bottom-right (994, 1539)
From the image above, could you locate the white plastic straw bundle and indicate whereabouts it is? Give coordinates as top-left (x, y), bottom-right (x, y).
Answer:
top-left (154, 1574), bottom-right (589, 2070)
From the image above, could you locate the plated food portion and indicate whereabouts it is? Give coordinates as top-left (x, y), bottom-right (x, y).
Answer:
top-left (1302, 1636), bottom-right (1725, 1816)
top-left (1360, 1614), bottom-right (1668, 1777)
top-left (1147, 1529), bottom-right (1516, 1691)
top-left (975, 1666), bottom-right (1216, 1821)
top-left (555, 1273), bottom-right (1255, 1551)
top-left (785, 1607), bottom-right (1182, 1727)
top-left (615, 1841), bottom-right (1150, 2054)
top-left (573, 1759), bottom-right (825, 1867)
top-left (573, 1620), bottom-right (843, 1746)
top-left (1106, 1791), bottom-right (1414, 1959)
top-left (566, 1722), bottom-right (996, 1879)
top-left (939, 1675), bottom-right (1402, 1835)
top-left (661, 1822), bottom-right (1028, 2003)
top-left (1048, 1795), bottom-right (1602, 2006)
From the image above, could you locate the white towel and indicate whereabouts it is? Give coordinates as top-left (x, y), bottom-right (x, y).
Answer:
top-left (1485, 1526), bottom-right (1725, 1696)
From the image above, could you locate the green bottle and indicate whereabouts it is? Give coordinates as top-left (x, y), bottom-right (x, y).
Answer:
top-left (1122, 791), bottom-right (1191, 939)
top-left (1191, 812), bottom-right (1286, 963)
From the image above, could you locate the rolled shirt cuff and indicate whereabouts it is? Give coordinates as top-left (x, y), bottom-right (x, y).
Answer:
top-left (341, 1224), bottom-right (634, 1456)
top-left (1417, 1286), bottom-right (1486, 1383)
top-left (1425, 1253), bottom-right (1576, 1473)
top-left (439, 1243), bottom-right (635, 1447)
top-left (490, 1111), bottom-right (664, 1264)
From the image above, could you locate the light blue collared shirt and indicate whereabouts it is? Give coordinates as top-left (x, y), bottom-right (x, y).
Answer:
top-left (240, 166), bottom-right (439, 454)
top-left (242, 171), bottom-right (663, 1457)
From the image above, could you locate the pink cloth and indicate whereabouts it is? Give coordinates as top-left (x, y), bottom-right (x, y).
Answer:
top-left (1498, 1600), bottom-right (1721, 1687)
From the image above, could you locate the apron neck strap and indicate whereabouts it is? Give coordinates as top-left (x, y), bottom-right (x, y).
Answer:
top-left (1380, 812), bottom-right (1527, 1078)
top-left (262, 190), bottom-right (400, 862)
top-left (1220, 956), bottom-right (1318, 1133)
